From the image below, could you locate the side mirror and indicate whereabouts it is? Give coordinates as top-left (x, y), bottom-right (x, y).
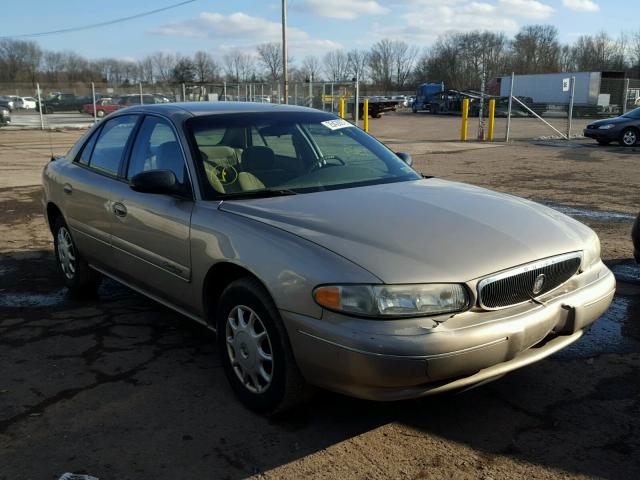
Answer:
top-left (396, 152), bottom-right (413, 167)
top-left (130, 170), bottom-right (185, 196)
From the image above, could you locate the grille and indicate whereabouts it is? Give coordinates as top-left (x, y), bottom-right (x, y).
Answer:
top-left (478, 252), bottom-right (582, 309)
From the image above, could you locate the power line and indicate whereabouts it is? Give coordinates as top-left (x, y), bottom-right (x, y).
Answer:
top-left (0, 0), bottom-right (198, 39)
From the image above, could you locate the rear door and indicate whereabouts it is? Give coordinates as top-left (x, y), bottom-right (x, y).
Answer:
top-left (60, 114), bottom-right (139, 267)
top-left (110, 115), bottom-right (195, 310)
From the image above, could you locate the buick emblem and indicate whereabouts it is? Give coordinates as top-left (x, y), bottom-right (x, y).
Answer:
top-left (532, 274), bottom-right (546, 295)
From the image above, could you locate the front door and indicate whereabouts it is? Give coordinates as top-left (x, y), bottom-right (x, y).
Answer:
top-left (110, 115), bottom-right (195, 311)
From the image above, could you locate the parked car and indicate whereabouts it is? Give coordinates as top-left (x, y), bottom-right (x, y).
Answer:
top-left (42, 102), bottom-right (615, 413)
top-left (0, 103), bottom-right (10, 126)
top-left (584, 107), bottom-right (640, 146)
top-left (15, 96), bottom-right (37, 109)
top-left (118, 94), bottom-right (158, 107)
top-left (0, 96), bottom-right (15, 111)
top-left (633, 213), bottom-right (640, 263)
top-left (37, 93), bottom-right (89, 114)
top-left (82, 98), bottom-right (120, 118)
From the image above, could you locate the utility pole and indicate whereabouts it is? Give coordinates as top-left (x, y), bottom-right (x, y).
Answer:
top-left (281, 0), bottom-right (289, 104)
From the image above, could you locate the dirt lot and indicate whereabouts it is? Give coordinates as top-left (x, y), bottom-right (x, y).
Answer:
top-left (1, 116), bottom-right (639, 480)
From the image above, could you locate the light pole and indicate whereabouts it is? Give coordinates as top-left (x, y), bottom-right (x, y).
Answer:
top-left (281, 0), bottom-right (289, 104)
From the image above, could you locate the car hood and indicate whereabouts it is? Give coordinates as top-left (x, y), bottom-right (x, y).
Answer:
top-left (219, 179), bottom-right (591, 283)
top-left (588, 116), bottom-right (630, 127)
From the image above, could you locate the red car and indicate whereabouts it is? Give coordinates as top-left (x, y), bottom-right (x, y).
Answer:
top-left (82, 98), bottom-right (119, 118)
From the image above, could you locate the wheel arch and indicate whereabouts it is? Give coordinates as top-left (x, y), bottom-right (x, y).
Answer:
top-left (46, 202), bottom-right (64, 232)
top-left (202, 261), bottom-right (272, 326)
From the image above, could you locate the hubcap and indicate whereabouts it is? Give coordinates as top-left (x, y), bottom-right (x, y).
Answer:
top-left (56, 227), bottom-right (76, 279)
top-left (623, 131), bottom-right (637, 145)
top-left (225, 305), bottom-right (273, 394)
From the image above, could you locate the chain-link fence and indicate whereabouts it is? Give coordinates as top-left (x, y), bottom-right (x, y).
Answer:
top-left (0, 80), bottom-right (376, 130)
top-left (496, 74), bottom-right (640, 142)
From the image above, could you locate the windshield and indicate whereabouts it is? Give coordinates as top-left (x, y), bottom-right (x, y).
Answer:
top-left (186, 111), bottom-right (420, 199)
top-left (622, 107), bottom-right (640, 119)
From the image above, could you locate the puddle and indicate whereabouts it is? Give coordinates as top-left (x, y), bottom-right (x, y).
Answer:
top-left (556, 294), bottom-right (640, 359)
top-left (0, 289), bottom-right (67, 308)
top-left (538, 201), bottom-right (636, 223)
top-left (611, 263), bottom-right (640, 285)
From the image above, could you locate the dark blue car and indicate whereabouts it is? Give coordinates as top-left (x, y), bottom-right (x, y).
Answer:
top-left (584, 107), bottom-right (640, 147)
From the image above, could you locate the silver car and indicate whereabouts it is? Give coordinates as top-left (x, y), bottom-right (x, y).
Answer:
top-left (42, 103), bottom-right (615, 413)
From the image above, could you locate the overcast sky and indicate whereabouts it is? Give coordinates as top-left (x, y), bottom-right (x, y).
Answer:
top-left (2, 0), bottom-right (632, 60)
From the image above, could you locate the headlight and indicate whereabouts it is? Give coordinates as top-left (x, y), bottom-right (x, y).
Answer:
top-left (598, 124), bottom-right (615, 129)
top-left (1, 109), bottom-right (8, 116)
top-left (582, 233), bottom-right (601, 270)
top-left (313, 284), bottom-right (470, 318)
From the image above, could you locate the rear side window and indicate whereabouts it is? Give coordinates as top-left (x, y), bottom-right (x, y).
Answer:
top-left (77, 130), bottom-right (99, 165)
top-left (89, 115), bottom-right (138, 176)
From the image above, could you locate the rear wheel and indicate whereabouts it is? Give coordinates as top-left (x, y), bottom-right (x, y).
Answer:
top-left (620, 128), bottom-right (638, 147)
top-left (217, 277), bottom-right (308, 414)
top-left (52, 216), bottom-right (101, 297)
top-left (96, 109), bottom-right (106, 118)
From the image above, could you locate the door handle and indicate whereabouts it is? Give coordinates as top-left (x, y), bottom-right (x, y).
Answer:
top-left (63, 183), bottom-right (72, 194)
top-left (113, 202), bottom-right (127, 217)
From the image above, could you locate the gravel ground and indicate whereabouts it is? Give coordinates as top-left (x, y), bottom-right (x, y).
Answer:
top-left (0, 119), bottom-right (639, 480)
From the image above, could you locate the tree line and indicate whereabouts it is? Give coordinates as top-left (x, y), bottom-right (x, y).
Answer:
top-left (2, 24), bottom-right (640, 92)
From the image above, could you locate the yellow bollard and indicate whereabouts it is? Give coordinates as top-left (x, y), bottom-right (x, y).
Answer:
top-left (363, 98), bottom-right (369, 132)
top-left (487, 99), bottom-right (496, 142)
top-left (460, 98), bottom-right (469, 141)
top-left (339, 97), bottom-right (345, 119)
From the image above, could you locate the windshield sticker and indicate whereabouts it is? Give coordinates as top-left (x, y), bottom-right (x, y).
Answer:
top-left (321, 119), bottom-right (354, 131)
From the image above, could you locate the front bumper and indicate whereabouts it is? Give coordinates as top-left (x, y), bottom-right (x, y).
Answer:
top-left (583, 128), bottom-right (620, 141)
top-left (283, 261), bottom-right (615, 400)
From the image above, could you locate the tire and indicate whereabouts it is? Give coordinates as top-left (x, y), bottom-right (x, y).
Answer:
top-left (620, 128), bottom-right (638, 147)
top-left (597, 139), bottom-right (611, 146)
top-left (217, 277), bottom-right (308, 414)
top-left (412, 107), bottom-right (417, 113)
top-left (52, 216), bottom-right (102, 297)
top-left (96, 109), bottom-right (105, 118)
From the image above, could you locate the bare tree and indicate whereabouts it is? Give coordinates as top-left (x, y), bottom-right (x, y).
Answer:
top-left (193, 51), bottom-right (218, 83)
top-left (223, 49), bottom-right (255, 82)
top-left (138, 56), bottom-right (155, 84)
top-left (151, 52), bottom-right (177, 84)
top-left (390, 40), bottom-right (418, 90)
top-left (257, 42), bottom-right (282, 82)
top-left (510, 25), bottom-right (561, 74)
top-left (323, 50), bottom-right (349, 82)
top-left (568, 32), bottom-right (627, 71)
top-left (347, 49), bottom-right (368, 82)
top-left (301, 55), bottom-right (322, 81)
top-left (368, 39), bottom-right (394, 92)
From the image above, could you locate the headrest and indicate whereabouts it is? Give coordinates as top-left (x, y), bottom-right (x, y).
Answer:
top-left (241, 146), bottom-right (275, 171)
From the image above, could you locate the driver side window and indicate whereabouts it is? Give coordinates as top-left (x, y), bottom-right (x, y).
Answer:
top-left (127, 116), bottom-right (186, 184)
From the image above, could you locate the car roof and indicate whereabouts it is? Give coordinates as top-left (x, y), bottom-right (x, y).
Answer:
top-left (121, 101), bottom-right (322, 117)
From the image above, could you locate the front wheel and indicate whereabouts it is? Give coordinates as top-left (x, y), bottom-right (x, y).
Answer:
top-left (620, 128), bottom-right (638, 147)
top-left (53, 217), bottom-right (101, 297)
top-left (217, 277), bottom-right (308, 414)
top-left (96, 109), bottom-right (106, 118)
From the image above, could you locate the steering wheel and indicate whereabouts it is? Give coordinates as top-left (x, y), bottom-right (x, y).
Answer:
top-left (309, 155), bottom-right (346, 172)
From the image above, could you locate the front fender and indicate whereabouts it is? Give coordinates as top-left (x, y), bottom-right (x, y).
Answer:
top-left (189, 202), bottom-right (381, 319)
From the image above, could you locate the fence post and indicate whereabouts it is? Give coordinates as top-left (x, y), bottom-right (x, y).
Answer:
top-left (623, 78), bottom-right (630, 114)
top-left (477, 73), bottom-right (486, 140)
top-left (460, 98), bottom-right (469, 141)
top-left (363, 98), bottom-right (369, 132)
top-left (354, 76), bottom-right (359, 127)
top-left (308, 75), bottom-right (313, 108)
top-left (339, 97), bottom-right (345, 118)
top-left (294, 83), bottom-right (298, 105)
top-left (487, 99), bottom-right (495, 141)
top-left (36, 82), bottom-right (44, 131)
top-left (139, 82), bottom-right (144, 105)
top-left (278, 83), bottom-right (281, 104)
top-left (237, 84), bottom-right (240, 101)
top-left (182, 83), bottom-right (187, 102)
top-left (330, 83), bottom-right (334, 112)
top-left (91, 82), bottom-right (97, 123)
top-left (567, 75), bottom-right (575, 139)
top-left (505, 72), bottom-right (514, 142)
top-left (223, 81), bottom-right (227, 101)
top-left (261, 84), bottom-right (264, 103)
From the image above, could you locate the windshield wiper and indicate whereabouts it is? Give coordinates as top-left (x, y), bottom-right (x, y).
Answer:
top-left (219, 188), bottom-right (298, 200)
